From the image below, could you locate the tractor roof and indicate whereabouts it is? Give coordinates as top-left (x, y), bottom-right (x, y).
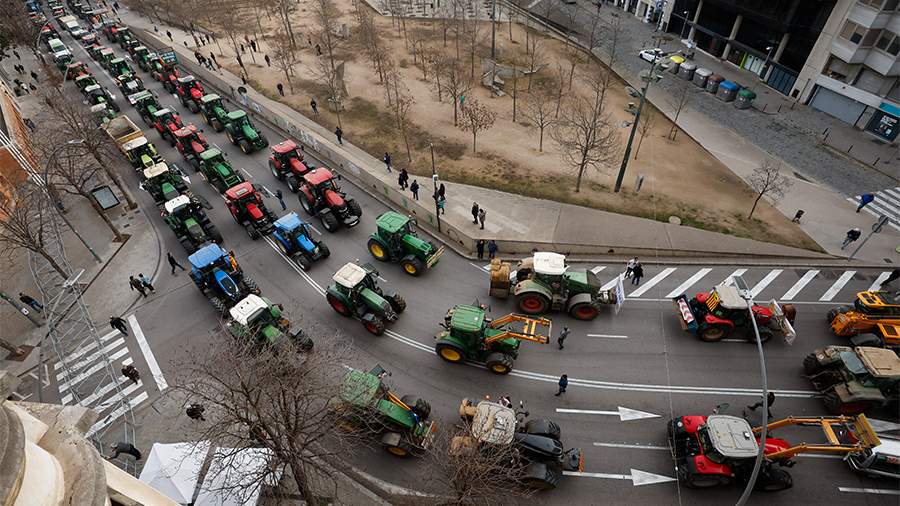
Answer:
top-left (470, 401), bottom-right (516, 445)
top-left (89, 103), bottom-right (108, 113)
top-left (375, 211), bottom-right (410, 234)
top-left (532, 252), bottom-right (566, 276)
top-left (333, 263), bottom-right (367, 289)
top-left (143, 162), bottom-right (169, 179)
top-left (229, 294), bottom-right (268, 326)
top-left (449, 304), bottom-right (485, 333)
top-left (173, 126), bottom-right (197, 137)
top-left (188, 243), bottom-right (227, 269)
top-left (200, 93), bottom-right (220, 103)
top-left (75, 74), bottom-right (92, 82)
top-left (272, 140), bottom-right (298, 154)
top-left (53, 49), bottom-right (72, 58)
top-left (858, 291), bottom-right (899, 308)
top-left (131, 90), bottom-right (152, 100)
top-left (712, 284), bottom-right (746, 310)
top-left (163, 194), bottom-right (190, 213)
top-left (83, 84), bottom-right (100, 92)
top-left (134, 45), bottom-right (146, 51)
top-left (856, 347), bottom-right (900, 378)
top-left (177, 75), bottom-right (195, 83)
top-left (120, 136), bottom-right (148, 151)
top-left (274, 212), bottom-right (303, 232)
top-left (226, 110), bottom-right (246, 120)
top-left (199, 147), bottom-right (222, 160)
top-left (705, 415), bottom-right (758, 459)
top-left (340, 369), bottom-right (380, 407)
top-left (303, 168), bottom-right (334, 186)
top-left (224, 182), bottom-right (254, 200)
top-left (110, 57), bottom-right (124, 63)
top-left (153, 108), bottom-right (172, 117)
top-left (99, 47), bottom-right (114, 55)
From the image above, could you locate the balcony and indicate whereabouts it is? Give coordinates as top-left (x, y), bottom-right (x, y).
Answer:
top-left (864, 49), bottom-right (900, 75)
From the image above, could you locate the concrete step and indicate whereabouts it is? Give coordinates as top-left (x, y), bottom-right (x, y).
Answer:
top-left (0, 403), bottom-right (27, 504)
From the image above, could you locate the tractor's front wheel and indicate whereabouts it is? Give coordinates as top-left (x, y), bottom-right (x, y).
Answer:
top-left (363, 315), bottom-right (386, 336)
top-left (286, 176), bottom-right (300, 193)
top-left (521, 462), bottom-right (561, 491)
top-left (485, 352), bottom-right (514, 375)
top-left (320, 212), bottom-right (339, 232)
top-left (211, 118), bottom-right (223, 132)
top-left (516, 292), bottom-right (550, 315)
top-left (756, 468), bottom-right (793, 492)
top-left (381, 433), bottom-right (412, 457)
top-left (436, 342), bottom-right (465, 363)
top-left (368, 238), bottom-right (389, 261)
top-left (401, 257), bottom-right (424, 276)
top-left (347, 199), bottom-right (362, 218)
top-left (207, 225), bottom-right (223, 244)
top-left (826, 308), bottom-right (840, 323)
top-left (238, 139), bottom-right (251, 154)
top-left (400, 395), bottom-right (432, 420)
top-left (299, 194), bottom-right (314, 215)
top-left (569, 302), bottom-right (599, 320)
top-left (802, 354), bottom-right (821, 375)
top-left (269, 160), bottom-right (282, 180)
top-left (226, 130), bottom-right (236, 145)
top-left (326, 293), bottom-right (351, 316)
top-left (210, 297), bottom-right (226, 314)
top-left (295, 254), bottom-right (312, 272)
top-left (388, 293), bottom-right (406, 313)
top-left (699, 324), bottom-right (730, 342)
top-left (188, 101), bottom-right (199, 113)
top-left (683, 470), bottom-right (729, 489)
top-left (243, 276), bottom-right (260, 294)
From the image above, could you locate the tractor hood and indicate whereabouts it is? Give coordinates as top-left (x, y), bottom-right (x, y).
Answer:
top-left (564, 271), bottom-right (598, 294)
top-left (401, 234), bottom-right (433, 257)
top-left (190, 87), bottom-right (203, 100)
top-left (295, 232), bottom-right (316, 253)
top-left (160, 182), bottom-right (179, 201)
top-left (259, 324), bottom-right (282, 344)
top-left (324, 189), bottom-right (345, 208)
top-left (244, 202), bottom-right (265, 221)
top-left (513, 432), bottom-right (564, 459)
top-left (359, 287), bottom-right (397, 321)
top-left (190, 140), bottom-right (206, 155)
top-left (289, 158), bottom-right (307, 174)
top-left (213, 163), bottom-right (233, 179)
top-left (185, 218), bottom-right (204, 241)
top-left (213, 268), bottom-right (241, 300)
top-left (241, 124), bottom-right (259, 140)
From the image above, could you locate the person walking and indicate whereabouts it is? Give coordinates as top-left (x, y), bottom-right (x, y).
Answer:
top-left (881, 269), bottom-right (900, 289)
top-left (383, 152), bottom-right (392, 172)
top-left (557, 326), bottom-right (570, 350)
top-left (437, 194), bottom-right (446, 215)
top-left (129, 275), bottom-right (147, 297)
top-left (250, 40), bottom-right (258, 52)
top-left (121, 364), bottom-right (140, 384)
top-left (438, 183), bottom-right (446, 199)
top-left (487, 239), bottom-right (498, 259)
top-left (110, 316), bottom-right (128, 335)
top-left (631, 261), bottom-right (644, 286)
top-left (30, 70), bottom-right (38, 83)
top-left (264, 54), bottom-right (271, 67)
top-left (239, 68), bottom-right (247, 85)
top-left (409, 180), bottom-right (419, 200)
top-left (166, 30), bottom-right (173, 42)
top-left (275, 189), bottom-right (287, 211)
top-left (746, 391), bottom-right (775, 419)
top-left (277, 83), bottom-right (284, 96)
top-left (625, 257), bottom-right (637, 278)
top-left (138, 273), bottom-right (155, 293)
top-left (857, 193), bottom-right (875, 213)
top-left (13, 49), bottom-right (20, 60)
top-left (476, 239), bottom-right (486, 260)
top-left (109, 442), bottom-right (142, 460)
top-left (471, 202), bottom-right (480, 224)
top-left (841, 228), bottom-right (861, 250)
top-left (315, 43), bottom-right (322, 56)
top-left (209, 52), bottom-right (218, 68)
top-left (555, 374), bottom-right (568, 396)
top-left (335, 126), bottom-right (343, 145)
top-left (398, 168), bottom-right (409, 189)
top-left (310, 98), bottom-right (319, 115)
top-left (186, 403), bottom-right (206, 421)
top-left (791, 209), bottom-right (804, 223)
top-left (478, 208), bottom-right (486, 230)
top-left (240, 43), bottom-right (246, 54)
top-left (18, 293), bottom-right (43, 312)
top-left (236, 54), bottom-right (244, 69)
top-left (168, 252), bottom-right (186, 275)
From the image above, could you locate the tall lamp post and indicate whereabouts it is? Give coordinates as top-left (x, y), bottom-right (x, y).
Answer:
top-left (614, 50), bottom-right (666, 192)
top-left (430, 143), bottom-right (442, 233)
top-left (760, 45), bottom-right (774, 79)
top-left (680, 10), bottom-right (690, 39)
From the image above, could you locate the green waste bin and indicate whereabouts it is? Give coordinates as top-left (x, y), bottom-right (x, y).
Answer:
top-left (735, 88), bottom-right (757, 110)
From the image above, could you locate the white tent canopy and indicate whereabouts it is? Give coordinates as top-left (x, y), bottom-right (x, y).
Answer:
top-left (138, 441), bottom-right (209, 504)
top-left (194, 447), bottom-right (278, 506)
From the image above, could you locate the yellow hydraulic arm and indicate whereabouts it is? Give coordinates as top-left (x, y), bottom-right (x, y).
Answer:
top-left (484, 314), bottom-right (552, 345)
top-left (753, 415), bottom-right (881, 460)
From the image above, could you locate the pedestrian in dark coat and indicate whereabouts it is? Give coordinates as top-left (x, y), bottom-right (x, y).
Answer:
top-left (186, 403), bottom-right (206, 421)
top-left (13, 50), bottom-right (20, 60)
top-left (109, 442), bottom-right (141, 460)
top-left (138, 273), bottom-right (155, 293)
top-left (264, 54), bottom-right (271, 66)
top-left (275, 189), bottom-right (286, 211)
top-left (398, 168), bottom-right (409, 189)
top-left (240, 43), bottom-right (245, 53)
top-left (487, 240), bottom-right (498, 259)
top-left (383, 152), bottom-right (392, 172)
top-left (129, 275), bottom-right (147, 297)
top-left (438, 183), bottom-right (446, 199)
top-left (30, 71), bottom-right (38, 83)
top-left (121, 364), bottom-right (140, 384)
top-left (167, 252), bottom-right (185, 274)
top-left (310, 98), bottom-right (319, 115)
top-left (476, 239), bottom-right (486, 260)
top-left (18, 293), bottom-right (43, 311)
top-left (841, 228), bottom-right (861, 249)
top-left (250, 40), bottom-right (257, 52)
top-left (166, 30), bottom-right (173, 42)
top-left (410, 180), bottom-right (419, 200)
top-left (110, 316), bottom-right (128, 335)
top-left (631, 262), bottom-right (644, 285)
top-left (478, 208), bottom-right (486, 230)
top-left (857, 193), bottom-right (875, 212)
top-left (315, 43), bottom-right (322, 55)
top-left (277, 83), bottom-right (284, 96)
top-left (471, 202), bottom-right (479, 224)
top-left (557, 326), bottom-right (570, 349)
top-left (335, 126), bottom-right (343, 145)
top-left (555, 374), bottom-right (568, 396)
top-left (436, 195), bottom-right (446, 214)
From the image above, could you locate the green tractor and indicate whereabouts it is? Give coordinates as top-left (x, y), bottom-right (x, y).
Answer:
top-left (199, 94), bottom-right (230, 132)
top-left (108, 57), bottom-right (133, 79)
top-left (367, 211), bottom-right (444, 277)
top-left (804, 345), bottom-right (900, 415)
top-left (225, 294), bottom-right (314, 351)
top-left (132, 46), bottom-right (152, 72)
top-left (334, 365), bottom-right (436, 457)
top-left (224, 110), bottom-right (268, 154)
top-left (132, 90), bottom-right (162, 126)
top-left (434, 305), bottom-right (551, 375)
top-left (74, 74), bottom-right (97, 93)
top-left (490, 252), bottom-right (616, 321)
top-left (140, 162), bottom-right (188, 204)
top-left (197, 148), bottom-right (245, 193)
top-left (121, 136), bottom-right (163, 170)
top-left (161, 194), bottom-right (224, 253)
top-left (325, 262), bottom-right (406, 336)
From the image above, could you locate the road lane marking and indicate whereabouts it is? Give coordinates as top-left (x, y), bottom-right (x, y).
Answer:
top-left (781, 270), bottom-right (819, 300)
top-left (750, 269), bottom-right (782, 297)
top-left (56, 338), bottom-right (126, 380)
top-left (628, 267), bottom-right (676, 297)
top-left (239, 167), bottom-right (254, 178)
top-left (128, 315), bottom-right (168, 392)
top-left (264, 237), bottom-right (326, 297)
top-left (819, 271), bottom-right (856, 301)
top-left (557, 407), bottom-right (659, 420)
top-left (586, 334), bottom-right (628, 339)
top-left (601, 274), bottom-right (622, 291)
top-left (721, 268), bottom-right (747, 286)
top-left (63, 375), bottom-right (132, 406)
top-left (868, 271), bottom-right (891, 291)
top-left (665, 268), bottom-right (712, 298)
top-left (94, 380), bottom-right (143, 410)
top-left (720, 339), bottom-right (748, 343)
top-left (593, 442), bottom-right (669, 451)
top-left (564, 469), bottom-right (676, 486)
top-left (837, 487), bottom-right (900, 495)
top-left (86, 391), bottom-right (149, 438)
top-left (58, 347), bottom-right (129, 394)
top-left (55, 329), bottom-right (122, 368)
top-left (308, 223), bottom-right (322, 235)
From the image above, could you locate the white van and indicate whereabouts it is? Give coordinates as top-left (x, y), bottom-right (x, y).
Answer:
top-left (847, 437), bottom-right (900, 479)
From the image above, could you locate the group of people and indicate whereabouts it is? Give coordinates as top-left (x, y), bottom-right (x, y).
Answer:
top-left (470, 202), bottom-right (487, 230)
top-left (128, 273), bottom-right (155, 297)
top-left (624, 257), bottom-right (644, 285)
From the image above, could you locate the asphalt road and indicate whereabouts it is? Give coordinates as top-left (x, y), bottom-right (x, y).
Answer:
top-left (53, 25), bottom-right (899, 506)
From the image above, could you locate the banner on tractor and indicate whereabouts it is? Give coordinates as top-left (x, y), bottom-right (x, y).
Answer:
top-left (769, 300), bottom-right (796, 346)
top-left (615, 274), bottom-right (625, 315)
top-left (159, 49), bottom-right (178, 65)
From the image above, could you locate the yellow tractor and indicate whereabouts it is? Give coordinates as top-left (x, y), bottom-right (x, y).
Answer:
top-left (828, 291), bottom-right (900, 348)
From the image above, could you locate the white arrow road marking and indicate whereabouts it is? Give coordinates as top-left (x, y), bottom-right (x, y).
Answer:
top-left (593, 442), bottom-right (669, 451)
top-left (781, 269), bottom-right (819, 300)
top-left (868, 418), bottom-right (900, 433)
top-left (128, 315), bottom-right (167, 391)
top-left (665, 268), bottom-right (712, 298)
top-left (556, 407), bottom-right (660, 421)
top-left (820, 271), bottom-right (856, 301)
top-left (181, 174), bottom-right (191, 184)
top-left (628, 268), bottom-right (676, 297)
top-left (750, 269), bottom-right (782, 297)
top-left (586, 333), bottom-right (628, 339)
top-left (564, 469), bottom-right (677, 486)
top-left (868, 271), bottom-right (891, 291)
top-left (838, 487), bottom-right (900, 496)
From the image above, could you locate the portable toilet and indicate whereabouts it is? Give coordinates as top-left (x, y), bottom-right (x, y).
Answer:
top-left (668, 55), bottom-right (685, 75)
top-left (706, 74), bottom-right (724, 94)
top-left (693, 67), bottom-right (711, 88)
top-left (678, 62), bottom-right (696, 81)
top-left (716, 80), bottom-right (739, 102)
top-left (734, 88), bottom-right (757, 109)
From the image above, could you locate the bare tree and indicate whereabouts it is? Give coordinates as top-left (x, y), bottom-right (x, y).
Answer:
top-left (0, 185), bottom-right (68, 278)
top-left (356, 6), bottom-right (389, 84)
top-left (466, 15), bottom-right (482, 80)
top-left (385, 68), bottom-right (416, 162)
top-left (270, 31), bottom-right (301, 93)
top-left (210, 0), bottom-right (250, 62)
top-left (633, 108), bottom-right (656, 160)
top-left (271, 0), bottom-right (297, 47)
top-left (313, 0), bottom-right (343, 73)
top-left (525, 37), bottom-right (543, 92)
top-left (0, 0), bottom-right (42, 57)
top-left (312, 56), bottom-right (345, 128)
top-left (458, 99), bottom-right (496, 153)
top-left (668, 85), bottom-right (691, 141)
top-left (439, 57), bottom-right (472, 126)
top-left (521, 86), bottom-right (555, 152)
top-left (551, 74), bottom-right (621, 192)
top-left (604, 11), bottom-right (624, 70)
top-left (747, 160), bottom-right (793, 219)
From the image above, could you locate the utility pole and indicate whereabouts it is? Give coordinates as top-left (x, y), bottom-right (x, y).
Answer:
top-left (849, 215), bottom-right (890, 261)
top-left (430, 143), bottom-right (442, 232)
top-left (614, 51), bottom-right (664, 192)
top-left (760, 45), bottom-right (774, 79)
top-left (491, 0), bottom-right (497, 59)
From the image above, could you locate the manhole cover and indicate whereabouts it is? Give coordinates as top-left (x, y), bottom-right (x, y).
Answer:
top-left (668, 216), bottom-right (682, 225)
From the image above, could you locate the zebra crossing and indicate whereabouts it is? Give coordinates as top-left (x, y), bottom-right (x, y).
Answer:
top-left (848, 187), bottom-right (900, 233)
top-left (479, 263), bottom-right (893, 303)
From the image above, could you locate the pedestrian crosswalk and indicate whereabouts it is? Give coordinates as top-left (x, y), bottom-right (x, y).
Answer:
top-left (848, 187), bottom-right (900, 233)
top-left (479, 263), bottom-right (893, 303)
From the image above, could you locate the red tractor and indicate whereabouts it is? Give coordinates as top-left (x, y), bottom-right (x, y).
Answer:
top-left (225, 182), bottom-right (277, 240)
top-left (64, 61), bottom-right (89, 81)
top-left (175, 75), bottom-right (205, 113)
top-left (673, 284), bottom-right (796, 344)
top-left (150, 58), bottom-right (181, 93)
top-left (268, 140), bottom-right (312, 193)
top-left (173, 126), bottom-right (209, 170)
top-left (297, 168), bottom-right (362, 232)
top-left (152, 108), bottom-right (184, 146)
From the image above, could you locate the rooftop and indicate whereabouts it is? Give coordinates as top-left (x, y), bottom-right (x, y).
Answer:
top-left (332, 263), bottom-right (367, 288)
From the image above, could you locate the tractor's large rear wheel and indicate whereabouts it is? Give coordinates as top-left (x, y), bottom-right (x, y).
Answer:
top-left (363, 315), bottom-right (386, 336)
top-left (756, 468), bottom-right (793, 492)
top-left (367, 238), bottom-right (388, 261)
top-left (802, 354), bottom-right (822, 375)
top-left (485, 352), bottom-right (514, 375)
top-left (401, 257), bottom-right (424, 277)
top-left (683, 470), bottom-right (729, 488)
top-left (436, 341), bottom-right (465, 363)
top-left (516, 292), bottom-right (550, 315)
top-left (699, 324), bottom-right (730, 342)
top-left (388, 293), bottom-right (406, 313)
top-left (400, 395), bottom-right (431, 420)
top-left (321, 212), bottom-right (339, 232)
top-left (521, 462), bottom-right (561, 491)
top-left (326, 293), bottom-right (351, 316)
top-left (569, 302), bottom-right (599, 320)
top-left (238, 139), bottom-right (251, 154)
top-left (299, 194), bottom-right (314, 215)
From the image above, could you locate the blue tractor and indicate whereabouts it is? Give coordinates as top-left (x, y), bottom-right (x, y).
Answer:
top-left (272, 212), bottom-right (330, 271)
top-left (188, 244), bottom-right (260, 313)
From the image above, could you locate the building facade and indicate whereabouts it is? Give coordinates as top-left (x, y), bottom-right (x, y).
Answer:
top-left (0, 79), bottom-right (32, 206)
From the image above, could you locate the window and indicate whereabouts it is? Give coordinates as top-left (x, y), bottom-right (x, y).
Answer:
top-left (875, 31), bottom-right (900, 55)
top-left (885, 0), bottom-right (900, 9)
top-left (840, 21), bottom-right (866, 44)
top-left (855, 67), bottom-right (888, 94)
top-left (859, 0), bottom-right (899, 9)
top-left (862, 28), bottom-right (882, 46)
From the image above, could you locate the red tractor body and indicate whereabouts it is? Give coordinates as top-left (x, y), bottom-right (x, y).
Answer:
top-left (225, 182), bottom-right (276, 239)
top-left (268, 140), bottom-right (311, 192)
top-left (175, 75), bottom-right (205, 113)
top-left (152, 108), bottom-right (184, 145)
top-left (173, 125), bottom-right (208, 169)
top-left (297, 168), bottom-right (362, 232)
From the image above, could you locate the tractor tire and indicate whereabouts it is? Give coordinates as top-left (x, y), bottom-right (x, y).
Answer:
top-left (516, 292), bottom-right (550, 315)
top-left (756, 468), bottom-right (793, 492)
top-left (824, 392), bottom-right (875, 415)
top-left (318, 242), bottom-right (330, 258)
top-left (188, 101), bottom-right (199, 113)
top-left (226, 131), bottom-right (236, 145)
top-left (400, 395), bottom-right (432, 420)
top-left (295, 254), bottom-right (312, 272)
top-left (207, 225), bottom-right (223, 244)
top-left (521, 462), bottom-right (561, 491)
top-left (400, 257), bottom-right (425, 277)
top-left (320, 212), bottom-right (339, 232)
top-left (326, 292), bottom-right (351, 316)
top-left (258, 132), bottom-right (269, 148)
top-left (381, 432), bottom-right (412, 458)
top-left (178, 236), bottom-right (194, 253)
top-left (388, 293), bottom-right (406, 313)
top-left (569, 302), bottom-right (599, 320)
top-left (367, 238), bottom-right (389, 261)
top-left (286, 175), bottom-right (300, 193)
top-left (247, 226), bottom-right (261, 240)
top-left (802, 354), bottom-right (822, 375)
top-left (201, 111), bottom-right (209, 125)
top-left (190, 158), bottom-right (201, 172)
top-left (243, 276), bottom-right (260, 295)
top-left (238, 139), bottom-right (251, 154)
top-left (826, 308), bottom-right (840, 323)
top-left (363, 315), bottom-right (386, 336)
top-left (684, 471), bottom-right (729, 489)
top-left (210, 297), bottom-right (226, 314)
top-left (435, 341), bottom-right (466, 363)
top-left (485, 352), bottom-right (514, 375)
top-left (524, 419), bottom-right (562, 440)
top-left (699, 324), bottom-right (730, 342)
top-left (269, 160), bottom-right (282, 180)
top-left (757, 328), bottom-right (774, 344)
top-left (299, 194), bottom-right (315, 215)
top-left (211, 118), bottom-right (223, 132)
top-left (347, 199), bottom-right (362, 218)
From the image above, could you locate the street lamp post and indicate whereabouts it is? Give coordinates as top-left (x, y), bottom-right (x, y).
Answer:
top-left (760, 45), bottom-right (774, 79)
top-left (430, 143), bottom-right (442, 233)
top-left (614, 50), bottom-right (664, 192)
top-left (680, 10), bottom-right (690, 39)
top-left (490, 0), bottom-right (497, 59)
top-left (732, 274), bottom-right (769, 506)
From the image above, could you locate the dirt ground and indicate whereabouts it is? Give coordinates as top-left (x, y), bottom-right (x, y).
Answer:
top-left (214, 0), bottom-right (819, 251)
